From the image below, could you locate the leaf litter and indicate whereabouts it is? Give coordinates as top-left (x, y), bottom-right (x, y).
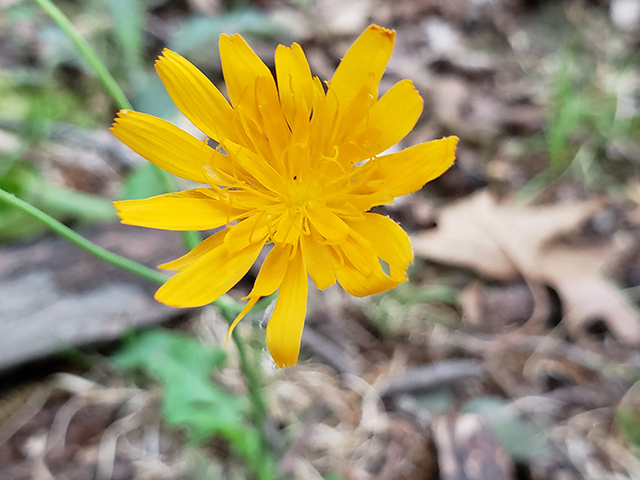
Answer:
top-left (2, 0), bottom-right (640, 479)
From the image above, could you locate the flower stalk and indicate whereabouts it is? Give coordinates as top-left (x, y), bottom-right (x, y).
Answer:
top-left (33, 0), bottom-right (132, 111)
top-left (30, 0), bottom-right (268, 442)
top-left (33, 0), bottom-right (201, 252)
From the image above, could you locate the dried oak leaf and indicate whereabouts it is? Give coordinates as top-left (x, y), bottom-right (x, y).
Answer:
top-left (412, 190), bottom-right (640, 345)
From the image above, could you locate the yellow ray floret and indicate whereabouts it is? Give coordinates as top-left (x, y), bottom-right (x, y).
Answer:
top-left (112, 24), bottom-right (458, 368)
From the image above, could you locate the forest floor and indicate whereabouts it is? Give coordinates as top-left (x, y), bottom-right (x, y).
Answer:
top-left (1, 0), bottom-right (640, 479)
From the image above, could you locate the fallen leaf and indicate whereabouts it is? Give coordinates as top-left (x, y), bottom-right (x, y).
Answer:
top-left (539, 246), bottom-right (640, 345)
top-left (412, 190), bottom-right (640, 345)
top-left (412, 190), bottom-right (598, 280)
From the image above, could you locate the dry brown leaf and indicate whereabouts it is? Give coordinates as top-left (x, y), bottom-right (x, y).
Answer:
top-left (412, 190), bottom-right (640, 345)
top-left (539, 246), bottom-right (640, 345)
top-left (412, 190), bottom-right (599, 281)
top-left (412, 191), bottom-right (519, 280)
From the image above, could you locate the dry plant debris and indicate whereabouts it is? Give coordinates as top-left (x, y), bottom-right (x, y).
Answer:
top-left (2, 0), bottom-right (640, 479)
top-left (413, 190), bottom-right (640, 347)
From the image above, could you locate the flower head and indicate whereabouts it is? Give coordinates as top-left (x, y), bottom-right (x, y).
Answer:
top-left (112, 25), bottom-right (457, 367)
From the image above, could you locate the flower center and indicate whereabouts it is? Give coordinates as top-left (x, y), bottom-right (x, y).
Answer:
top-left (286, 176), bottom-right (323, 209)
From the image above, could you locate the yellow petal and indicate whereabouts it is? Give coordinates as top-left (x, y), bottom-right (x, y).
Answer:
top-left (272, 208), bottom-right (303, 245)
top-left (225, 189), bottom-right (278, 211)
top-left (341, 186), bottom-right (395, 212)
top-left (219, 34), bottom-right (280, 128)
top-left (155, 237), bottom-right (265, 307)
top-left (224, 214), bottom-right (271, 254)
top-left (250, 243), bottom-right (292, 297)
top-left (300, 228), bottom-right (337, 290)
top-left (275, 43), bottom-right (314, 128)
top-left (224, 243), bottom-right (293, 346)
top-left (225, 296), bottom-right (260, 347)
top-left (283, 140), bottom-right (312, 182)
top-left (225, 142), bottom-right (285, 194)
top-left (114, 188), bottom-right (245, 231)
top-left (340, 79), bottom-right (423, 162)
top-left (255, 75), bottom-right (291, 159)
top-left (309, 77), bottom-right (339, 161)
top-left (155, 49), bottom-right (244, 144)
top-left (159, 228), bottom-right (227, 271)
top-left (346, 213), bottom-right (412, 279)
top-left (336, 256), bottom-right (402, 297)
top-left (111, 110), bottom-right (216, 183)
top-left (305, 202), bottom-right (350, 243)
top-left (329, 25), bottom-right (395, 105)
top-left (332, 84), bottom-right (377, 151)
top-left (266, 248), bottom-right (308, 367)
top-left (368, 136), bottom-right (458, 198)
top-left (338, 234), bottom-right (379, 277)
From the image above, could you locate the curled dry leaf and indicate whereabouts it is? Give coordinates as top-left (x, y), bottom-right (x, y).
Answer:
top-left (412, 190), bottom-right (599, 280)
top-left (538, 246), bottom-right (640, 345)
top-left (412, 190), bottom-right (640, 345)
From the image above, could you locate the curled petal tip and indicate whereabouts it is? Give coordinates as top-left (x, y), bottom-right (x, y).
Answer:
top-left (157, 47), bottom-right (176, 58)
top-left (367, 24), bottom-right (395, 39)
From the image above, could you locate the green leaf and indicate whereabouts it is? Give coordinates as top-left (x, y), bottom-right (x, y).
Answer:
top-left (113, 329), bottom-right (227, 379)
top-left (170, 10), bottom-right (283, 55)
top-left (112, 329), bottom-right (245, 443)
top-left (105, 0), bottom-right (144, 74)
top-left (120, 162), bottom-right (167, 200)
top-left (464, 396), bottom-right (549, 460)
top-left (0, 164), bottom-right (116, 241)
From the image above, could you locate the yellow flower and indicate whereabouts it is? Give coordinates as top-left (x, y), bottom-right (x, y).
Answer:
top-left (112, 25), bottom-right (457, 368)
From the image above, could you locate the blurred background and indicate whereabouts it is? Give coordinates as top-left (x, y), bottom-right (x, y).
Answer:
top-left (1, 0), bottom-right (640, 479)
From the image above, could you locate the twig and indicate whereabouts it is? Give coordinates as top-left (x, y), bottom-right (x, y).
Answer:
top-left (301, 326), bottom-right (363, 376)
top-left (378, 359), bottom-right (484, 398)
top-left (0, 383), bottom-right (52, 447)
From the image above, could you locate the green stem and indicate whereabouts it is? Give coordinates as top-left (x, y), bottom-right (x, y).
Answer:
top-left (216, 303), bottom-right (271, 456)
top-left (31, 3), bottom-right (263, 426)
top-left (34, 0), bottom-right (132, 111)
top-left (35, 0), bottom-right (201, 253)
top-left (18, 5), bottom-right (256, 415)
top-left (0, 187), bottom-right (168, 285)
top-left (233, 329), bottom-right (268, 423)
